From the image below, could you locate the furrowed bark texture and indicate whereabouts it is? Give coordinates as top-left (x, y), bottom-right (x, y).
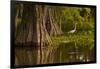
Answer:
top-left (15, 3), bottom-right (63, 65)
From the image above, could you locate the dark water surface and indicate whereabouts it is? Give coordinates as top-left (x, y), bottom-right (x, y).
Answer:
top-left (15, 41), bottom-right (95, 66)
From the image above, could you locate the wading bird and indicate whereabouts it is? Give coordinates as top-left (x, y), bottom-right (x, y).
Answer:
top-left (68, 23), bottom-right (77, 34)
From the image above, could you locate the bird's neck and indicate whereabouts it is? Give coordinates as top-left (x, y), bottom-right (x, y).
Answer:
top-left (74, 24), bottom-right (76, 30)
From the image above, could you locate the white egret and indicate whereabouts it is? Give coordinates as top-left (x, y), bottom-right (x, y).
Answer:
top-left (68, 23), bottom-right (77, 34)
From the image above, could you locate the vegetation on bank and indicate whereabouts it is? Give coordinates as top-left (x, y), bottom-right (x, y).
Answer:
top-left (15, 3), bottom-right (95, 65)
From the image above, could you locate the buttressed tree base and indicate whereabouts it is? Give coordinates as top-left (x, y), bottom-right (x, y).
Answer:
top-left (11, 0), bottom-right (96, 68)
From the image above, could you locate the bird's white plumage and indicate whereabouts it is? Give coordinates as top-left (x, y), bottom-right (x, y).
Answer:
top-left (68, 23), bottom-right (77, 34)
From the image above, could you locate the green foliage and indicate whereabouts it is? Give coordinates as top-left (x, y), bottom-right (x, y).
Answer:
top-left (61, 7), bottom-right (94, 32)
top-left (51, 32), bottom-right (94, 51)
top-left (51, 6), bottom-right (95, 51)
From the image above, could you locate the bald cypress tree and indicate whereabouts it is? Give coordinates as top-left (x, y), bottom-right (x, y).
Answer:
top-left (15, 3), bottom-right (63, 65)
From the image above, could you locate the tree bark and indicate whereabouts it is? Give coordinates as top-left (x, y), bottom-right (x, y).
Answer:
top-left (15, 4), bottom-right (63, 65)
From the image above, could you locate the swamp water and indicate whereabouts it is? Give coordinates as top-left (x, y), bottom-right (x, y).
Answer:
top-left (15, 40), bottom-right (95, 66)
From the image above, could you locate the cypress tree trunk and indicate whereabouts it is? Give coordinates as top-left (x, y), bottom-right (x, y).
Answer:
top-left (15, 3), bottom-right (63, 65)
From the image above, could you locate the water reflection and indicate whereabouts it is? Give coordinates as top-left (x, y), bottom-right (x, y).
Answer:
top-left (53, 41), bottom-right (95, 63)
top-left (15, 41), bottom-right (95, 66)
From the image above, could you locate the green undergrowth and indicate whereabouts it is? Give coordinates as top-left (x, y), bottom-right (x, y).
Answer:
top-left (50, 31), bottom-right (94, 51)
